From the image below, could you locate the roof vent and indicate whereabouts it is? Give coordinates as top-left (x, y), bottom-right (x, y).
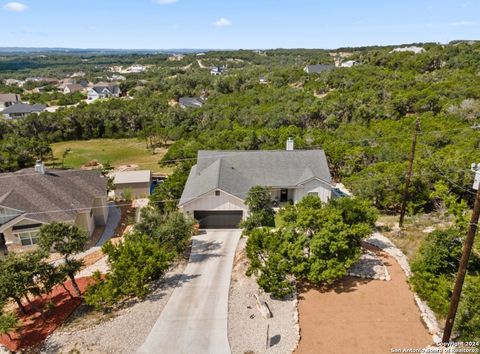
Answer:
top-left (286, 137), bottom-right (294, 151)
top-left (34, 160), bottom-right (45, 174)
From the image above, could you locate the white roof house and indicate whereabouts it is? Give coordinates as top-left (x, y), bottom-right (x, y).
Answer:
top-left (390, 46), bottom-right (425, 54)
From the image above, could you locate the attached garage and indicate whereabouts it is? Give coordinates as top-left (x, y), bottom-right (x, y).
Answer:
top-left (193, 210), bottom-right (243, 229)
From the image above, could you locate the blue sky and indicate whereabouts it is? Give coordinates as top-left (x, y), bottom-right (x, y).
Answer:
top-left (0, 0), bottom-right (479, 49)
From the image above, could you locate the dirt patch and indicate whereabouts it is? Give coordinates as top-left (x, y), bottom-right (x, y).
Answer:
top-left (295, 246), bottom-right (432, 354)
top-left (0, 277), bottom-right (96, 352)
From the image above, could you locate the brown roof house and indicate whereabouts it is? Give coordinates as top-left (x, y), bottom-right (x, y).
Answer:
top-left (0, 161), bottom-right (109, 254)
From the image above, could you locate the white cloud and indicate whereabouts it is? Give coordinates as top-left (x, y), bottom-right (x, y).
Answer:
top-left (4, 2), bottom-right (28, 12)
top-left (213, 18), bottom-right (232, 28)
top-left (451, 20), bottom-right (477, 26)
top-left (154, 0), bottom-right (178, 4)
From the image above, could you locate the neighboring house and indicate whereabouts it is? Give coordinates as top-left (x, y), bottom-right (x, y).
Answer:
top-left (210, 66), bottom-right (225, 76)
top-left (340, 60), bottom-right (358, 68)
top-left (0, 162), bottom-right (109, 254)
top-left (304, 64), bottom-right (335, 74)
top-left (390, 46), bottom-right (425, 54)
top-left (126, 64), bottom-right (146, 73)
top-left (63, 84), bottom-right (84, 94)
top-left (0, 93), bottom-right (21, 109)
top-left (87, 82), bottom-right (120, 101)
top-left (179, 97), bottom-right (204, 109)
top-left (111, 170), bottom-right (152, 200)
top-left (178, 139), bottom-right (333, 229)
top-left (4, 79), bottom-right (22, 86)
top-left (1, 103), bottom-right (46, 119)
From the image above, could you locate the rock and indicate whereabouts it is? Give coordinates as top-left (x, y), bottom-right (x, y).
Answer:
top-left (254, 293), bottom-right (272, 319)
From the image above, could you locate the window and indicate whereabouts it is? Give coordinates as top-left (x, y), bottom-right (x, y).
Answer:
top-left (15, 231), bottom-right (39, 246)
top-left (307, 192), bottom-right (319, 197)
top-left (215, 190), bottom-right (220, 196)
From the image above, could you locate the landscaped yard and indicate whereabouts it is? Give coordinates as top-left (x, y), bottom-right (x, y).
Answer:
top-left (50, 139), bottom-right (172, 173)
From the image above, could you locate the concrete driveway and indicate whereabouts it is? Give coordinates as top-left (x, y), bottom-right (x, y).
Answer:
top-left (138, 229), bottom-right (242, 354)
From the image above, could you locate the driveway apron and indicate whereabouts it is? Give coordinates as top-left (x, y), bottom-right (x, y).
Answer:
top-left (138, 229), bottom-right (242, 354)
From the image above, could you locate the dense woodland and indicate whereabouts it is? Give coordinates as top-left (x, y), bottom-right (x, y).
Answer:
top-left (1, 42), bottom-right (480, 338)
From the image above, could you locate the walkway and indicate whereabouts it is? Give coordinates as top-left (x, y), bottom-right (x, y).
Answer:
top-left (95, 202), bottom-right (121, 246)
top-left (138, 230), bottom-right (242, 354)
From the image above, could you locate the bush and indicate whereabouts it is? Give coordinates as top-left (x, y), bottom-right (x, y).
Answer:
top-left (245, 196), bottom-right (377, 297)
top-left (456, 275), bottom-right (480, 340)
top-left (84, 233), bottom-right (174, 310)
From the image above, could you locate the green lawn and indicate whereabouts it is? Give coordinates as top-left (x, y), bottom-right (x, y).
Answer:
top-left (50, 138), bottom-right (172, 173)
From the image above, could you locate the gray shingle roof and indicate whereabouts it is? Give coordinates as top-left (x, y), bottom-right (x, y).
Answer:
top-left (0, 168), bottom-right (107, 225)
top-left (305, 64), bottom-right (335, 73)
top-left (179, 97), bottom-right (204, 108)
top-left (1, 103), bottom-right (45, 114)
top-left (179, 150), bottom-right (331, 206)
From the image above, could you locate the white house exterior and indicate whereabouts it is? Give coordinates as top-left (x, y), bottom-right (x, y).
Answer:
top-left (87, 83), bottom-right (120, 101)
top-left (178, 140), bottom-right (334, 228)
top-left (0, 163), bottom-right (109, 254)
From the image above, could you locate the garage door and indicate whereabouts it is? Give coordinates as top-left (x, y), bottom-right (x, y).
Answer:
top-left (193, 210), bottom-right (243, 229)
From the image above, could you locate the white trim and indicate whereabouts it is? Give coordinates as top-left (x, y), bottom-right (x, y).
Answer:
top-left (179, 188), bottom-right (245, 208)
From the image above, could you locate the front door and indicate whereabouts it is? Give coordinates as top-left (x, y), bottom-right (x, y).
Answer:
top-left (280, 189), bottom-right (288, 202)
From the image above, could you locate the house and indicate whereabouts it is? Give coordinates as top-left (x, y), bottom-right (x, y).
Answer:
top-left (4, 79), bottom-right (22, 86)
top-left (304, 64), bottom-right (335, 74)
top-left (0, 161), bottom-right (109, 254)
top-left (63, 84), bottom-right (84, 94)
top-left (390, 46), bottom-right (425, 54)
top-left (259, 76), bottom-right (268, 84)
top-left (179, 97), bottom-right (204, 109)
top-left (340, 60), bottom-right (358, 68)
top-left (210, 66), bottom-right (225, 76)
top-left (1, 103), bottom-right (46, 119)
top-left (126, 64), bottom-right (146, 73)
top-left (110, 170), bottom-right (152, 200)
top-left (178, 139), bottom-right (333, 229)
top-left (0, 93), bottom-right (21, 109)
top-left (87, 82), bottom-right (120, 101)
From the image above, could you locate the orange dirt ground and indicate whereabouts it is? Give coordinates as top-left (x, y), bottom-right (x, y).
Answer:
top-left (295, 245), bottom-right (433, 354)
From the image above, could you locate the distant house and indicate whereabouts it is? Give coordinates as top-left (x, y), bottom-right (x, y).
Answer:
top-left (0, 162), bottom-right (109, 254)
top-left (0, 93), bottom-right (21, 109)
top-left (304, 64), bottom-right (335, 74)
top-left (179, 139), bottom-right (334, 229)
top-left (390, 46), bottom-right (425, 54)
top-left (70, 71), bottom-right (86, 78)
top-left (259, 76), bottom-right (268, 84)
top-left (110, 170), bottom-right (152, 200)
top-left (1, 103), bottom-right (46, 119)
top-left (63, 84), bottom-right (84, 94)
top-left (340, 60), bottom-right (358, 68)
top-left (126, 64), bottom-right (146, 73)
top-left (179, 97), bottom-right (204, 109)
top-left (210, 66), bottom-right (225, 76)
top-left (4, 79), bottom-right (22, 86)
top-left (87, 82), bottom-right (120, 101)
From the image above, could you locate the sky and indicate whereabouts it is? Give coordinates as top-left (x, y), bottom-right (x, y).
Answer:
top-left (0, 0), bottom-right (479, 49)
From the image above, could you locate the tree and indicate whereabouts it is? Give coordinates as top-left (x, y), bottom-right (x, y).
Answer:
top-left (136, 208), bottom-right (195, 255)
top-left (0, 304), bottom-right (20, 341)
top-left (0, 251), bottom-right (54, 318)
top-left (84, 233), bottom-right (174, 310)
top-left (245, 196), bottom-right (377, 297)
top-left (38, 223), bottom-right (89, 296)
top-left (242, 186), bottom-right (275, 231)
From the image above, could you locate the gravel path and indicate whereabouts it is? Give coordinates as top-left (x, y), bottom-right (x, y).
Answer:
top-left (40, 259), bottom-right (188, 354)
top-left (228, 237), bottom-right (299, 354)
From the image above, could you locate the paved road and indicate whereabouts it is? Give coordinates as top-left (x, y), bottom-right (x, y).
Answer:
top-left (138, 230), bottom-right (242, 354)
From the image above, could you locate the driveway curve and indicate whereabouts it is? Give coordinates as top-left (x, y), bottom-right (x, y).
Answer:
top-left (138, 230), bottom-right (242, 354)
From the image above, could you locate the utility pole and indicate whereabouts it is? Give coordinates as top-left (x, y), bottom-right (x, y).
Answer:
top-left (442, 163), bottom-right (480, 342)
top-left (399, 118), bottom-right (420, 227)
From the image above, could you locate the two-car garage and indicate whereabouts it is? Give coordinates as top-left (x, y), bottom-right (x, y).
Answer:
top-left (193, 210), bottom-right (243, 229)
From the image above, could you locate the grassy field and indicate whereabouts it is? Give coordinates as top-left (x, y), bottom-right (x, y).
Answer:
top-left (50, 138), bottom-right (172, 173)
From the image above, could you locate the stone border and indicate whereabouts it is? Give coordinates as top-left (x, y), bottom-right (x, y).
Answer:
top-left (291, 289), bottom-right (300, 353)
top-left (365, 232), bottom-right (442, 343)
